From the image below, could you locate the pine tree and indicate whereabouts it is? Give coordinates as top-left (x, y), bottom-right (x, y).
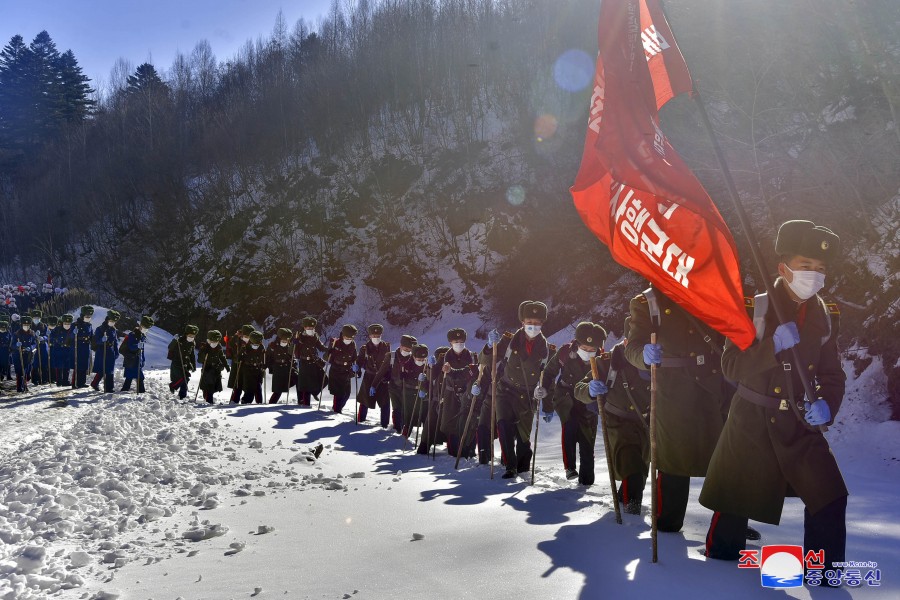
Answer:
top-left (125, 63), bottom-right (170, 150)
top-left (0, 34), bottom-right (33, 154)
top-left (56, 50), bottom-right (95, 123)
top-left (27, 31), bottom-right (65, 141)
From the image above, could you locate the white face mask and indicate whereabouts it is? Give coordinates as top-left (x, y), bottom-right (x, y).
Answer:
top-left (63, 323), bottom-right (71, 330)
top-left (241, 336), bottom-right (250, 343)
top-left (400, 349), bottom-right (411, 357)
top-left (414, 359), bottom-right (426, 366)
top-left (370, 337), bottom-right (382, 345)
top-left (279, 341), bottom-right (289, 347)
top-left (785, 265), bottom-right (826, 301)
top-left (304, 329), bottom-right (316, 336)
top-left (208, 341), bottom-right (219, 348)
top-left (524, 324), bottom-right (541, 338)
top-left (186, 336), bottom-right (196, 343)
top-left (251, 344), bottom-right (260, 350)
top-left (343, 338), bottom-right (353, 345)
top-left (33, 318), bottom-right (41, 324)
top-left (108, 321), bottom-right (117, 327)
top-left (22, 325), bottom-right (31, 332)
top-left (576, 348), bottom-right (597, 362)
top-left (451, 342), bottom-right (465, 353)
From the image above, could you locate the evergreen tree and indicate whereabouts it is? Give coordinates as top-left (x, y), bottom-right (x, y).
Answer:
top-left (27, 31), bottom-right (65, 141)
top-left (0, 34), bottom-right (33, 154)
top-left (56, 50), bottom-right (95, 123)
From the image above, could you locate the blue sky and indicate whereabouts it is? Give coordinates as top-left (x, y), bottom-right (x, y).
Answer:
top-left (1, 0), bottom-right (331, 85)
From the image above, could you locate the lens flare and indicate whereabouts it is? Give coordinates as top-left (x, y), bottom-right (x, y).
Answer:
top-left (506, 186), bottom-right (526, 206)
top-left (554, 49), bottom-right (594, 92)
top-left (534, 114), bottom-right (558, 142)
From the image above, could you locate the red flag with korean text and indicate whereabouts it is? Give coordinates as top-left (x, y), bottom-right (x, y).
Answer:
top-left (571, 0), bottom-right (755, 349)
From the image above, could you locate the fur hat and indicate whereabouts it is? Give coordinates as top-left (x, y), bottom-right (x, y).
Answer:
top-left (249, 331), bottom-right (264, 344)
top-left (277, 327), bottom-right (293, 340)
top-left (184, 324), bottom-right (199, 335)
top-left (412, 344), bottom-right (429, 359)
top-left (207, 330), bottom-right (223, 342)
top-left (775, 220), bottom-right (840, 263)
top-left (399, 334), bottom-right (418, 349)
top-left (140, 315), bottom-right (155, 328)
top-left (340, 324), bottom-right (358, 338)
top-left (240, 324), bottom-right (255, 336)
top-left (80, 305), bottom-right (94, 316)
top-left (301, 316), bottom-right (317, 328)
top-left (367, 323), bottom-right (384, 335)
top-left (45, 315), bottom-right (59, 326)
top-left (105, 310), bottom-right (121, 321)
top-left (574, 321), bottom-right (606, 347)
top-left (447, 328), bottom-right (467, 343)
top-left (435, 346), bottom-right (450, 361)
top-left (518, 300), bottom-right (548, 322)
top-left (61, 314), bottom-right (74, 324)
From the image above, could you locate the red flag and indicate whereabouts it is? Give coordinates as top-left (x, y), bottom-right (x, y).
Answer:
top-left (572, 0), bottom-right (755, 349)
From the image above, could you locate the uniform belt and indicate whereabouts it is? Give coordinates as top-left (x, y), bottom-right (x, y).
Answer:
top-left (737, 383), bottom-right (793, 411)
top-left (603, 401), bottom-right (646, 422)
top-left (660, 355), bottom-right (707, 368)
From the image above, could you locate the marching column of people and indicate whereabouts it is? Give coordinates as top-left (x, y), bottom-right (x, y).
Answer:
top-left (0, 219), bottom-right (853, 576)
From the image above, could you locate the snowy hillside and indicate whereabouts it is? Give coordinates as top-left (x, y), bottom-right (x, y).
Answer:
top-left (0, 319), bottom-right (897, 599)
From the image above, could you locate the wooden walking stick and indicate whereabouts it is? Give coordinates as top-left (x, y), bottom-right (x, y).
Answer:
top-left (193, 355), bottom-right (207, 403)
top-left (175, 334), bottom-right (188, 400)
top-left (405, 364), bottom-right (427, 452)
top-left (590, 356), bottom-right (622, 525)
top-left (489, 342), bottom-right (498, 479)
top-left (72, 330), bottom-right (78, 389)
top-left (649, 330), bottom-right (659, 562)
top-left (415, 363), bottom-right (430, 450)
top-left (431, 373), bottom-right (449, 460)
top-left (530, 371), bottom-right (545, 486)
top-left (17, 340), bottom-right (28, 392)
top-left (455, 364), bottom-right (484, 469)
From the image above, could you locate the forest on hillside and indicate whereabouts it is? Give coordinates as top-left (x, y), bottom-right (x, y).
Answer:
top-left (1, 0), bottom-right (898, 414)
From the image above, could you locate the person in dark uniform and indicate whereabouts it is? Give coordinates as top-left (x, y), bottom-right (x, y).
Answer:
top-left (0, 319), bottom-right (11, 381)
top-left (197, 330), bottom-right (229, 404)
top-left (266, 327), bottom-right (294, 404)
top-left (10, 315), bottom-right (37, 392)
top-left (91, 310), bottom-right (120, 393)
top-left (576, 330), bottom-right (652, 512)
top-left (418, 346), bottom-right (449, 455)
top-left (437, 328), bottom-right (479, 457)
top-left (371, 334), bottom-right (417, 432)
top-left (293, 317), bottom-right (327, 407)
top-left (239, 330), bottom-right (266, 404)
top-left (72, 306), bottom-right (94, 388)
top-left (30, 309), bottom-right (49, 385)
top-left (168, 325), bottom-right (198, 399)
top-left (624, 288), bottom-right (732, 533)
top-left (121, 315), bottom-right (153, 393)
top-left (325, 324), bottom-right (359, 414)
top-left (477, 300), bottom-right (552, 479)
top-left (228, 324), bottom-right (254, 403)
top-left (356, 324), bottom-right (391, 425)
top-left (542, 321), bottom-right (606, 486)
top-left (49, 316), bottom-right (72, 387)
top-left (701, 221), bottom-right (847, 575)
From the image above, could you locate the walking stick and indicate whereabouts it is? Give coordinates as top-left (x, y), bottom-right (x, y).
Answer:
top-left (318, 337), bottom-right (337, 411)
top-left (193, 355), bottom-right (207, 403)
top-left (101, 328), bottom-right (108, 393)
top-left (649, 330), bottom-right (659, 562)
top-left (590, 356), bottom-right (622, 525)
top-left (489, 343), bottom-right (498, 479)
top-left (47, 332), bottom-right (52, 387)
top-left (530, 372), bottom-right (545, 486)
top-left (17, 341), bottom-right (28, 392)
top-left (455, 364), bottom-right (484, 469)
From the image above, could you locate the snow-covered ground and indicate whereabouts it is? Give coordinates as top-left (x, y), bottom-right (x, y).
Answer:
top-left (0, 316), bottom-right (897, 599)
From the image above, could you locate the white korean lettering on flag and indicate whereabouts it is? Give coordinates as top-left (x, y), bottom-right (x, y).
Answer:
top-left (642, 24), bottom-right (671, 59)
top-left (610, 182), bottom-right (695, 288)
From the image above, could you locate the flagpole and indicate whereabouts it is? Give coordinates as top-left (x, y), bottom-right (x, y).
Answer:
top-left (691, 90), bottom-right (826, 432)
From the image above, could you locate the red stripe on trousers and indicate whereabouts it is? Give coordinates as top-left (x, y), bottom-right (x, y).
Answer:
top-left (706, 511), bottom-right (722, 556)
